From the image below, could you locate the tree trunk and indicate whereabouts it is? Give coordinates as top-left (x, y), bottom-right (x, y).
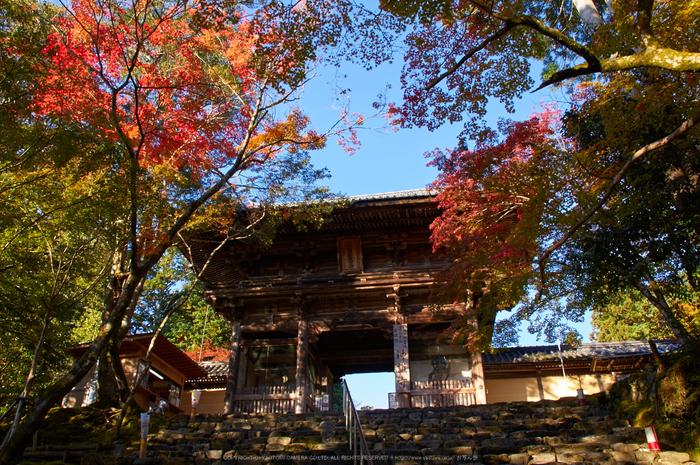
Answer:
top-left (95, 350), bottom-right (120, 408)
top-left (634, 280), bottom-right (693, 345)
top-left (648, 339), bottom-right (666, 373)
top-left (0, 271), bottom-right (145, 464)
top-left (110, 338), bottom-right (130, 404)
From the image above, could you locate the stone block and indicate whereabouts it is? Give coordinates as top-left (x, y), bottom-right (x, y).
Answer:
top-left (228, 420), bottom-right (252, 429)
top-left (417, 440), bottom-right (442, 450)
top-left (553, 443), bottom-right (604, 454)
top-left (445, 440), bottom-right (479, 449)
top-left (554, 452), bottom-right (584, 463)
top-left (611, 443), bottom-right (639, 453)
top-left (577, 434), bottom-right (629, 445)
top-left (372, 442), bottom-right (388, 451)
top-left (289, 436), bottom-right (322, 445)
top-left (611, 450), bottom-right (636, 462)
top-left (247, 443), bottom-right (267, 451)
top-left (265, 443), bottom-right (286, 452)
top-left (507, 453), bottom-right (529, 465)
top-left (482, 453), bottom-right (510, 464)
top-left (267, 437), bottom-right (292, 445)
top-left (544, 436), bottom-right (566, 446)
top-left (446, 446), bottom-right (475, 456)
top-left (251, 419), bottom-right (276, 427)
top-left (514, 437), bottom-right (542, 448)
top-left (635, 450), bottom-right (659, 462)
top-left (284, 444), bottom-right (309, 452)
top-left (226, 430), bottom-right (247, 439)
top-left (418, 428), bottom-right (441, 435)
top-left (659, 451), bottom-right (691, 463)
top-left (483, 438), bottom-right (517, 448)
top-left (583, 451), bottom-right (612, 462)
top-left (394, 440), bottom-right (420, 451)
top-left (475, 420), bottom-right (501, 428)
top-left (525, 445), bottom-right (552, 455)
top-left (529, 452), bottom-right (557, 464)
top-left (376, 426), bottom-right (398, 437)
top-left (246, 437), bottom-right (268, 445)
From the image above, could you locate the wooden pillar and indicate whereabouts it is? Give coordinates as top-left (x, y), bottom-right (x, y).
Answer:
top-left (295, 319), bottom-right (309, 413)
top-left (326, 369), bottom-right (334, 411)
top-left (470, 352), bottom-right (487, 404)
top-left (223, 321), bottom-right (242, 414)
top-left (393, 323), bottom-right (411, 408)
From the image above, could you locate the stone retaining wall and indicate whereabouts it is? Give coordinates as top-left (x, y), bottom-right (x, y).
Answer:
top-left (22, 397), bottom-right (696, 465)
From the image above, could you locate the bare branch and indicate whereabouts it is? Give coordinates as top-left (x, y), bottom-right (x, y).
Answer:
top-left (427, 23), bottom-right (516, 91)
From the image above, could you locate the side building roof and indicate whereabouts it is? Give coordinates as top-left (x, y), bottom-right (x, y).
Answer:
top-left (482, 339), bottom-right (681, 379)
top-left (71, 333), bottom-right (208, 380)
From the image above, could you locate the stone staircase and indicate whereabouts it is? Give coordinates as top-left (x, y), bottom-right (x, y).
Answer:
top-left (21, 397), bottom-right (697, 464)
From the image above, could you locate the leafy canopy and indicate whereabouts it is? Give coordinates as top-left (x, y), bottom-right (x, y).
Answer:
top-left (0, 0), bottom-right (404, 459)
top-left (378, 0), bottom-right (700, 347)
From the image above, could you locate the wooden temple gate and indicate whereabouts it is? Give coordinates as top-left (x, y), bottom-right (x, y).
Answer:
top-left (184, 190), bottom-right (487, 414)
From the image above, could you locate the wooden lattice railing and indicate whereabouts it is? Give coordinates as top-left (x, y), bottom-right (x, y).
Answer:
top-left (231, 385), bottom-right (297, 414)
top-left (409, 379), bottom-right (476, 408)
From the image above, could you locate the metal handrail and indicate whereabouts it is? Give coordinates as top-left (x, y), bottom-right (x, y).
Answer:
top-left (341, 379), bottom-right (373, 465)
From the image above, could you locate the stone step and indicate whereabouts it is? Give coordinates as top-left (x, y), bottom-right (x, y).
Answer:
top-left (23, 399), bottom-right (698, 464)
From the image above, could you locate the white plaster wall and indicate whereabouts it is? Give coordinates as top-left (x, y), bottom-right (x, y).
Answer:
top-left (484, 373), bottom-right (616, 403)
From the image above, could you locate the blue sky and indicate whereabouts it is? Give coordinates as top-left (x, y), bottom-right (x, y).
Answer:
top-left (296, 59), bottom-right (593, 408)
top-left (302, 60), bottom-right (552, 197)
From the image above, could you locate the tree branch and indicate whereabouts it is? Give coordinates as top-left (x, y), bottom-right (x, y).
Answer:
top-left (636, 0), bottom-right (655, 42)
top-left (427, 23), bottom-right (516, 91)
top-left (537, 111), bottom-right (700, 268)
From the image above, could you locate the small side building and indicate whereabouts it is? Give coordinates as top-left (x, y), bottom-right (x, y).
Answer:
top-left (63, 333), bottom-right (208, 416)
top-left (482, 340), bottom-right (680, 403)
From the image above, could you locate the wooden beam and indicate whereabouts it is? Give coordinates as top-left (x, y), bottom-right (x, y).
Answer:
top-left (241, 338), bottom-right (297, 348)
top-left (317, 348), bottom-right (393, 362)
top-left (234, 393), bottom-right (296, 401)
top-left (393, 323), bottom-right (410, 408)
top-left (408, 388), bottom-right (475, 396)
top-left (295, 320), bottom-right (309, 414)
top-left (470, 353), bottom-right (487, 405)
top-left (223, 321), bottom-right (241, 415)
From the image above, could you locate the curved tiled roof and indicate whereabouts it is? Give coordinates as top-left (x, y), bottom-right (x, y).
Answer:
top-left (187, 361), bottom-right (229, 384)
top-left (482, 339), bottom-right (681, 365)
top-left (345, 189), bottom-right (437, 202)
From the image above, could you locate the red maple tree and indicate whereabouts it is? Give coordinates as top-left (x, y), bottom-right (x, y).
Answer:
top-left (428, 106), bottom-right (575, 349)
top-left (0, 0), bottom-right (365, 458)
